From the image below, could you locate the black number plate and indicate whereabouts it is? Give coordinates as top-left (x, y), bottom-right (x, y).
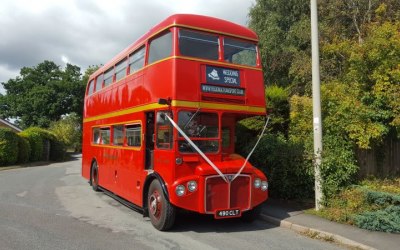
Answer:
top-left (215, 208), bottom-right (241, 219)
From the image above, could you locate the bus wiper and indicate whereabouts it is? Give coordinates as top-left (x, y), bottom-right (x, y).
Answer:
top-left (183, 107), bottom-right (200, 129)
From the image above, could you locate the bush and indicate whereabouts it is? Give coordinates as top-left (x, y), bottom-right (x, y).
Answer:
top-left (354, 205), bottom-right (400, 233)
top-left (19, 129), bottom-right (43, 162)
top-left (0, 128), bottom-right (19, 166)
top-left (239, 133), bottom-right (314, 199)
top-left (49, 113), bottom-right (82, 152)
top-left (364, 190), bottom-right (400, 206)
top-left (321, 134), bottom-right (359, 201)
top-left (17, 135), bottom-right (31, 164)
top-left (20, 127), bottom-right (66, 162)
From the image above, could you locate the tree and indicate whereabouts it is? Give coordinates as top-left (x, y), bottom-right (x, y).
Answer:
top-left (0, 61), bottom-right (85, 128)
top-left (248, 0), bottom-right (311, 94)
top-left (49, 112), bottom-right (82, 151)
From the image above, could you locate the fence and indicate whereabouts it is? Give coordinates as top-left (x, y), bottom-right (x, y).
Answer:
top-left (356, 137), bottom-right (400, 178)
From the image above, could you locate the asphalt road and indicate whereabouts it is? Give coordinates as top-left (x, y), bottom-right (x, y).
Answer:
top-left (0, 155), bottom-right (344, 250)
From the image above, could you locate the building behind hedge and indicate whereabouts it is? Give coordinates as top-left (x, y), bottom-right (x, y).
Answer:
top-left (0, 118), bottom-right (22, 133)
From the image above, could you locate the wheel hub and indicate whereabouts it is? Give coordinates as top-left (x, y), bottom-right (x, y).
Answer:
top-left (149, 192), bottom-right (161, 218)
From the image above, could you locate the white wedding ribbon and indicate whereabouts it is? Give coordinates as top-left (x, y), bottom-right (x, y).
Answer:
top-left (231, 116), bottom-right (269, 181)
top-left (165, 114), bottom-right (228, 183)
top-left (165, 114), bottom-right (269, 183)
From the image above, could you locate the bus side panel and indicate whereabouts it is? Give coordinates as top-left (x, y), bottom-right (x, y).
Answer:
top-left (81, 121), bottom-right (91, 180)
top-left (174, 59), bottom-right (201, 102)
top-left (244, 71), bottom-right (265, 107)
top-left (143, 60), bottom-right (174, 104)
top-left (118, 147), bottom-right (144, 205)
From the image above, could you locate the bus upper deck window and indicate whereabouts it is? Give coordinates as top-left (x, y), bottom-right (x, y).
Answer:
top-left (148, 32), bottom-right (172, 64)
top-left (223, 38), bottom-right (257, 67)
top-left (129, 46), bottom-right (145, 73)
top-left (179, 29), bottom-right (219, 60)
top-left (87, 79), bottom-right (95, 95)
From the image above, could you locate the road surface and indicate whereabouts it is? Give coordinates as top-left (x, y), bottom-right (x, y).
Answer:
top-left (0, 155), bottom-right (344, 250)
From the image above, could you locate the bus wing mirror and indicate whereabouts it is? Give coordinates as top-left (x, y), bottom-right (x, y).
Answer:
top-left (158, 98), bottom-right (171, 105)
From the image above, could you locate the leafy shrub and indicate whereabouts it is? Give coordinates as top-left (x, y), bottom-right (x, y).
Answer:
top-left (49, 113), bottom-right (82, 152)
top-left (20, 127), bottom-right (66, 162)
top-left (364, 190), bottom-right (400, 206)
top-left (16, 135), bottom-right (31, 164)
top-left (265, 85), bottom-right (290, 135)
top-left (19, 129), bottom-right (43, 161)
top-left (0, 128), bottom-right (19, 166)
top-left (320, 134), bottom-right (359, 201)
top-left (239, 133), bottom-right (314, 199)
top-left (354, 205), bottom-right (400, 233)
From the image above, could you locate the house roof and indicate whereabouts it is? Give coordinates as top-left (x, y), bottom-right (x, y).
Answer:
top-left (0, 118), bottom-right (22, 132)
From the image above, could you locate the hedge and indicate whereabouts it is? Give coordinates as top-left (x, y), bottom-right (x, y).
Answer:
top-left (0, 128), bottom-right (19, 166)
top-left (21, 127), bottom-right (65, 161)
top-left (19, 129), bottom-right (43, 162)
top-left (17, 135), bottom-right (31, 164)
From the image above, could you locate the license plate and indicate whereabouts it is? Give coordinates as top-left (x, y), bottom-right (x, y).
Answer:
top-left (215, 208), bottom-right (241, 219)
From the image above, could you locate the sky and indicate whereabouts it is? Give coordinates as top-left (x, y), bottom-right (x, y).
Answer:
top-left (0, 0), bottom-right (256, 94)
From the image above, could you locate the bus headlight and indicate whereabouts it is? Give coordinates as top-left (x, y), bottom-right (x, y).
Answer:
top-left (254, 178), bottom-right (261, 188)
top-left (187, 181), bottom-right (197, 192)
top-left (175, 185), bottom-right (186, 196)
top-left (261, 181), bottom-right (268, 191)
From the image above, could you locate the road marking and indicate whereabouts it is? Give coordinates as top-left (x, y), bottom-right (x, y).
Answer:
top-left (16, 191), bottom-right (27, 197)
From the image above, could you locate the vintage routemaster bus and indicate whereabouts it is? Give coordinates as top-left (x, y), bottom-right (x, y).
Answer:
top-left (82, 14), bottom-right (268, 231)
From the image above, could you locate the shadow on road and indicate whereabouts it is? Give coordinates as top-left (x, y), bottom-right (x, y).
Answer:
top-left (171, 210), bottom-right (275, 233)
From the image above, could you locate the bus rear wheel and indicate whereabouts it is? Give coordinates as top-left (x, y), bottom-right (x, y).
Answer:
top-left (147, 179), bottom-right (176, 231)
top-left (91, 161), bottom-right (100, 192)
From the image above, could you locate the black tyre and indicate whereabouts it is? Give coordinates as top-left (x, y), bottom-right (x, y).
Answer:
top-left (147, 179), bottom-right (176, 231)
top-left (241, 205), bottom-right (262, 223)
top-left (91, 161), bottom-right (100, 192)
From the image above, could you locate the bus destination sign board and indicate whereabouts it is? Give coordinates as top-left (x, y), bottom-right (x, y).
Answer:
top-left (201, 84), bottom-right (245, 96)
top-left (206, 66), bottom-right (240, 86)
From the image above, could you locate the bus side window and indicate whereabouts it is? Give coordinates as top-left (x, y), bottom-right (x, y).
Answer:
top-left (156, 111), bottom-right (173, 149)
top-left (93, 127), bottom-right (100, 144)
top-left (100, 128), bottom-right (110, 145)
top-left (148, 31), bottom-right (172, 64)
top-left (104, 68), bottom-right (113, 87)
top-left (115, 58), bottom-right (127, 82)
top-left (113, 125), bottom-right (124, 146)
top-left (87, 79), bottom-right (95, 95)
top-left (126, 124), bottom-right (141, 147)
top-left (129, 46), bottom-right (145, 74)
top-left (95, 74), bottom-right (103, 92)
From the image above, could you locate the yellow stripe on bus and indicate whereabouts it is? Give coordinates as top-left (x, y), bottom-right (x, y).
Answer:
top-left (83, 100), bottom-right (266, 123)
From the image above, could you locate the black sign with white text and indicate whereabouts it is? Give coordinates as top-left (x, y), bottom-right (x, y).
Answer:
top-left (201, 84), bottom-right (245, 96)
top-left (206, 66), bottom-right (240, 86)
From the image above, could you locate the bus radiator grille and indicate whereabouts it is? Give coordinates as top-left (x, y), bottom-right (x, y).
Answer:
top-left (205, 175), bottom-right (251, 213)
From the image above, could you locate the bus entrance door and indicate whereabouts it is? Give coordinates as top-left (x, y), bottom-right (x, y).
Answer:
top-left (145, 112), bottom-right (155, 169)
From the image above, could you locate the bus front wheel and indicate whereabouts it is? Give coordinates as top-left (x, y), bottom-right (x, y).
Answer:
top-left (91, 161), bottom-right (100, 192)
top-left (147, 179), bottom-right (176, 231)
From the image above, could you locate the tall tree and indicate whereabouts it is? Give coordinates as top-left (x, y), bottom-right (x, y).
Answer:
top-left (0, 60), bottom-right (85, 128)
top-left (248, 0), bottom-right (311, 94)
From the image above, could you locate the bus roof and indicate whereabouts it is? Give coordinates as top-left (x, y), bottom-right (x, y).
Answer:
top-left (91, 14), bottom-right (259, 79)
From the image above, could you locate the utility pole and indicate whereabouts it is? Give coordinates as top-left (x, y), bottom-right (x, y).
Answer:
top-left (310, 0), bottom-right (323, 210)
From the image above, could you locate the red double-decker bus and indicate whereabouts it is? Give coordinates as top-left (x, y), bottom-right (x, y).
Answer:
top-left (82, 14), bottom-right (268, 231)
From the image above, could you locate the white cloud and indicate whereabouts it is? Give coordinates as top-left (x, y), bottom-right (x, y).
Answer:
top-left (0, 0), bottom-right (256, 86)
top-left (61, 55), bottom-right (69, 64)
top-left (0, 64), bottom-right (19, 94)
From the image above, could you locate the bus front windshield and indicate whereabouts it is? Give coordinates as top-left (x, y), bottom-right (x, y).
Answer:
top-left (178, 110), bottom-right (219, 153)
top-left (178, 28), bottom-right (258, 67)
